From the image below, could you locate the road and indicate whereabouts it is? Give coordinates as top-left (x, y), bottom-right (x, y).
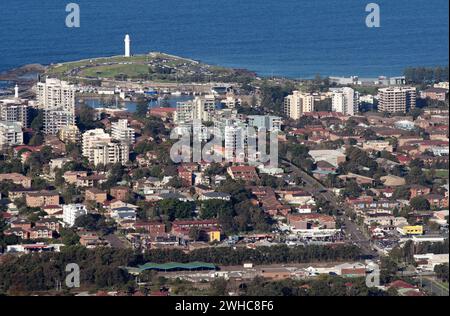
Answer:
top-left (421, 277), bottom-right (449, 296)
top-left (281, 158), bottom-right (377, 258)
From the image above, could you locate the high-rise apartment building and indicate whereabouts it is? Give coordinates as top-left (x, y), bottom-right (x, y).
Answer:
top-left (43, 109), bottom-right (76, 135)
top-left (247, 115), bottom-right (282, 132)
top-left (0, 100), bottom-right (29, 128)
top-left (193, 95), bottom-right (216, 122)
top-left (111, 119), bottom-right (135, 144)
top-left (331, 87), bottom-right (357, 116)
top-left (36, 78), bottom-right (76, 111)
top-left (378, 87), bottom-right (416, 113)
top-left (283, 91), bottom-right (315, 120)
top-left (82, 129), bottom-right (129, 166)
top-left (175, 95), bottom-right (216, 124)
top-left (224, 120), bottom-right (247, 163)
top-left (91, 142), bottom-right (130, 167)
top-left (0, 121), bottom-right (23, 149)
top-left (37, 78), bottom-right (76, 135)
top-left (175, 101), bottom-right (194, 124)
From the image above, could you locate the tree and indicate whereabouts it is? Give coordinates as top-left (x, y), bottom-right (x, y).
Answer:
top-left (380, 257), bottom-right (399, 285)
top-left (30, 109), bottom-right (44, 132)
top-left (102, 163), bottom-right (125, 190)
top-left (28, 133), bottom-right (44, 146)
top-left (406, 167), bottom-right (429, 186)
top-left (60, 228), bottom-right (80, 246)
top-left (209, 278), bottom-right (228, 296)
top-left (260, 174), bottom-right (284, 188)
top-left (434, 264), bottom-right (449, 283)
top-left (410, 196), bottom-right (431, 211)
top-left (77, 103), bottom-right (100, 132)
top-left (168, 176), bottom-right (183, 189)
top-left (393, 186), bottom-right (410, 200)
top-left (158, 199), bottom-right (196, 221)
top-left (315, 98), bottom-right (332, 112)
top-left (142, 117), bottom-right (168, 138)
top-left (135, 96), bottom-right (149, 120)
top-left (201, 200), bottom-right (232, 219)
top-left (204, 163), bottom-right (226, 176)
top-left (341, 181), bottom-right (362, 198)
top-left (74, 214), bottom-right (103, 231)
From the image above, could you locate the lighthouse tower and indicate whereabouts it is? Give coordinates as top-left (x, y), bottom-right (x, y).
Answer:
top-left (14, 84), bottom-right (19, 98)
top-left (124, 34), bottom-right (131, 57)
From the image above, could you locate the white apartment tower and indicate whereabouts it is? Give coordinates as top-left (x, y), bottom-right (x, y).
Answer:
top-left (111, 119), bottom-right (135, 144)
top-left (247, 115), bottom-right (282, 132)
top-left (175, 95), bottom-right (216, 123)
top-left (63, 204), bottom-right (88, 227)
top-left (37, 78), bottom-right (75, 111)
top-left (175, 101), bottom-right (194, 124)
top-left (44, 109), bottom-right (76, 135)
top-left (283, 91), bottom-right (314, 120)
top-left (0, 100), bottom-right (29, 128)
top-left (82, 128), bottom-right (129, 166)
top-left (91, 142), bottom-right (130, 167)
top-left (378, 87), bottom-right (416, 113)
top-left (332, 87), bottom-right (357, 116)
top-left (37, 78), bottom-right (76, 135)
top-left (194, 95), bottom-right (216, 122)
top-left (224, 121), bottom-right (247, 163)
top-left (0, 121), bottom-right (23, 149)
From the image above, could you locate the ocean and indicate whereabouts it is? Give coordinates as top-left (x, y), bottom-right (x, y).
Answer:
top-left (0, 0), bottom-right (448, 78)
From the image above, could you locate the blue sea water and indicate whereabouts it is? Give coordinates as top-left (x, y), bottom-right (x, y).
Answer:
top-left (0, 0), bottom-right (448, 78)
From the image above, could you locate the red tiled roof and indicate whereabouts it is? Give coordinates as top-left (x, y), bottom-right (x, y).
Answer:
top-left (389, 280), bottom-right (416, 289)
top-left (150, 107), bottom-right (176, 113)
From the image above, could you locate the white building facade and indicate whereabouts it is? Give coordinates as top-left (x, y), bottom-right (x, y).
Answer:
top-left (331, 87), bottom-right (357, 116)
top-left (0, 100), bottom-right (29, 128)
top-left (63, 204), bottom-right (88, 227)
top-left (111, 119), bottom-right (135, 144)
top-left (37, 78), bottom-right (76, 135)
top-left (82, 128), bottom-right (129, 166)
top-left (0, 121), bottom-right (23, 149)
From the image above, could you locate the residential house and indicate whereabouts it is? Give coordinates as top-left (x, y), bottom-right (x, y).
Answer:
top-left (227, 166), bottom-right (259, 182)
top-left (85, 188), bottom-right (108, 204)
top-left (26, 191), bottom-right (59, 208)
top-left (0, 173), bottom-right (32, 188)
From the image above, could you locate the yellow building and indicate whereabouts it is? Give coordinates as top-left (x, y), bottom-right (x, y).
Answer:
top-left (208, 231), bottom-right (221, 242)
top-left (59, 124), bottom-right (80, 143)
top-left (399, 225), bottom-right (423, 236)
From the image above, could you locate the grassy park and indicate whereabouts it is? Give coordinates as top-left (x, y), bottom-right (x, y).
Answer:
top-left (45, 52), bottom-right (256, 83)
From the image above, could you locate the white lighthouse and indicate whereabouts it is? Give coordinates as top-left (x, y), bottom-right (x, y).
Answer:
top-left (14, 84), bottom-right (19, 98)
top-left (124, 34), bottom-right (131, 57)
